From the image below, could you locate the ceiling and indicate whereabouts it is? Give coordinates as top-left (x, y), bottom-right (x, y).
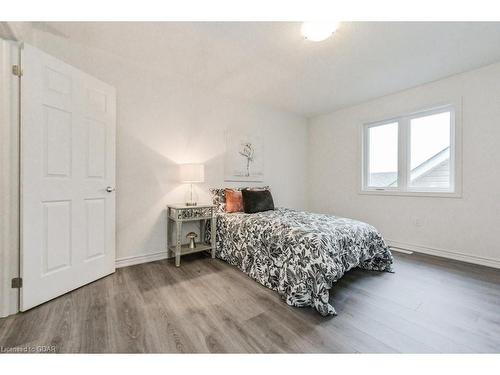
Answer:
top-left (41, 22), bottom-right (500, 117)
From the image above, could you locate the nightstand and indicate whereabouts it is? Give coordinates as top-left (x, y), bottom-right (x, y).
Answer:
top-left (166, 204), bottom-right (216, 267)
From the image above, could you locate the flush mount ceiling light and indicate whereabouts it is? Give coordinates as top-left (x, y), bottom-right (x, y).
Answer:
top-left (301, 22), bottom-right (340, 42)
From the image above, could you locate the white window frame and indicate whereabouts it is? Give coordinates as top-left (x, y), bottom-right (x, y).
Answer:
top-left (361, 104), bottom-right (460, 198)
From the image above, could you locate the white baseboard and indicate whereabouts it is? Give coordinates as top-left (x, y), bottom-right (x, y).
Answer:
top-left (115, 250), bottom-right (169, 268)
top-left (386, 239), bottom-right (500, 269)
top-left (115, 241), bottom-right (500, 271)
top-left (390, 247), bottom-right (413, 255)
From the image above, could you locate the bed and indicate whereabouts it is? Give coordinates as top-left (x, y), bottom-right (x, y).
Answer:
top-left (209, 206), bottom-right (393, 316)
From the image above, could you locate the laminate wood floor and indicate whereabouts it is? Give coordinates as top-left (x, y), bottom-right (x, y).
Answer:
top-left (1, 252), bottom-right (499, 353)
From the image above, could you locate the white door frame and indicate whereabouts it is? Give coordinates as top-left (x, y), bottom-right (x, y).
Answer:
top-left (0, 39), bottom-right (21, 318)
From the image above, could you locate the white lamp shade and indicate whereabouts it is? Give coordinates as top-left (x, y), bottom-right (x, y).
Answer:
top-left (179, 163), bottom-right (204, 183)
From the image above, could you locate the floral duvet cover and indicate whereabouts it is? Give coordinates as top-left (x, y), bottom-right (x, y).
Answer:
top-left (213, 208), bottom-right (393, 316)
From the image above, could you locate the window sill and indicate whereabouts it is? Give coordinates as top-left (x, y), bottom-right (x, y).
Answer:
top-left (359, 189), bottom-right (462, 198)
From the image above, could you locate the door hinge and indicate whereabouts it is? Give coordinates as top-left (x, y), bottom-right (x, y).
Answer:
top-left (12, 64), bottom-right (23, 77)
top-left (11, 277), bottom-right (23, 288)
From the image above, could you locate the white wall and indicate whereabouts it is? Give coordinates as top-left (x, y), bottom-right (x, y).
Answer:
top-left (309, 62), bottom-right (500, 267)
top-left (6, 22), bottom-right (499, 272)
top-left (5, 25), bottom-right (308, 263)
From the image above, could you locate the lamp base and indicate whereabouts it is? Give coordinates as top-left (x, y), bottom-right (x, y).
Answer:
top-left (184, 183), bottom-right (199, 206)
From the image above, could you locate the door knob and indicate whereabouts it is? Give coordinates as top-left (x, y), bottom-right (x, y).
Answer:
top-left (105, 186), bottom-right (115, 193)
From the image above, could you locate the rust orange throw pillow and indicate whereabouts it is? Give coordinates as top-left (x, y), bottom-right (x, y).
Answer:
top-left (225, 189), bottom-right (244, 213)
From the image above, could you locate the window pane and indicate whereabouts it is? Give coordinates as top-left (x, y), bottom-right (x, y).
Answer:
top-left (368, 122), bottom-right (398, 187)
top-left (409, 111), bottom-right (451, 189)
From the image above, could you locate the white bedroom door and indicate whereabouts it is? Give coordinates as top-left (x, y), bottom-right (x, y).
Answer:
top-left (20, 43), bottom-right (116, 311)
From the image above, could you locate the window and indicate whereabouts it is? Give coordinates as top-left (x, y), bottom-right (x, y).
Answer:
top-left (362, 106), bottom-right (457, 195)
top-left (367, 122), bottom-right (399, 188)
